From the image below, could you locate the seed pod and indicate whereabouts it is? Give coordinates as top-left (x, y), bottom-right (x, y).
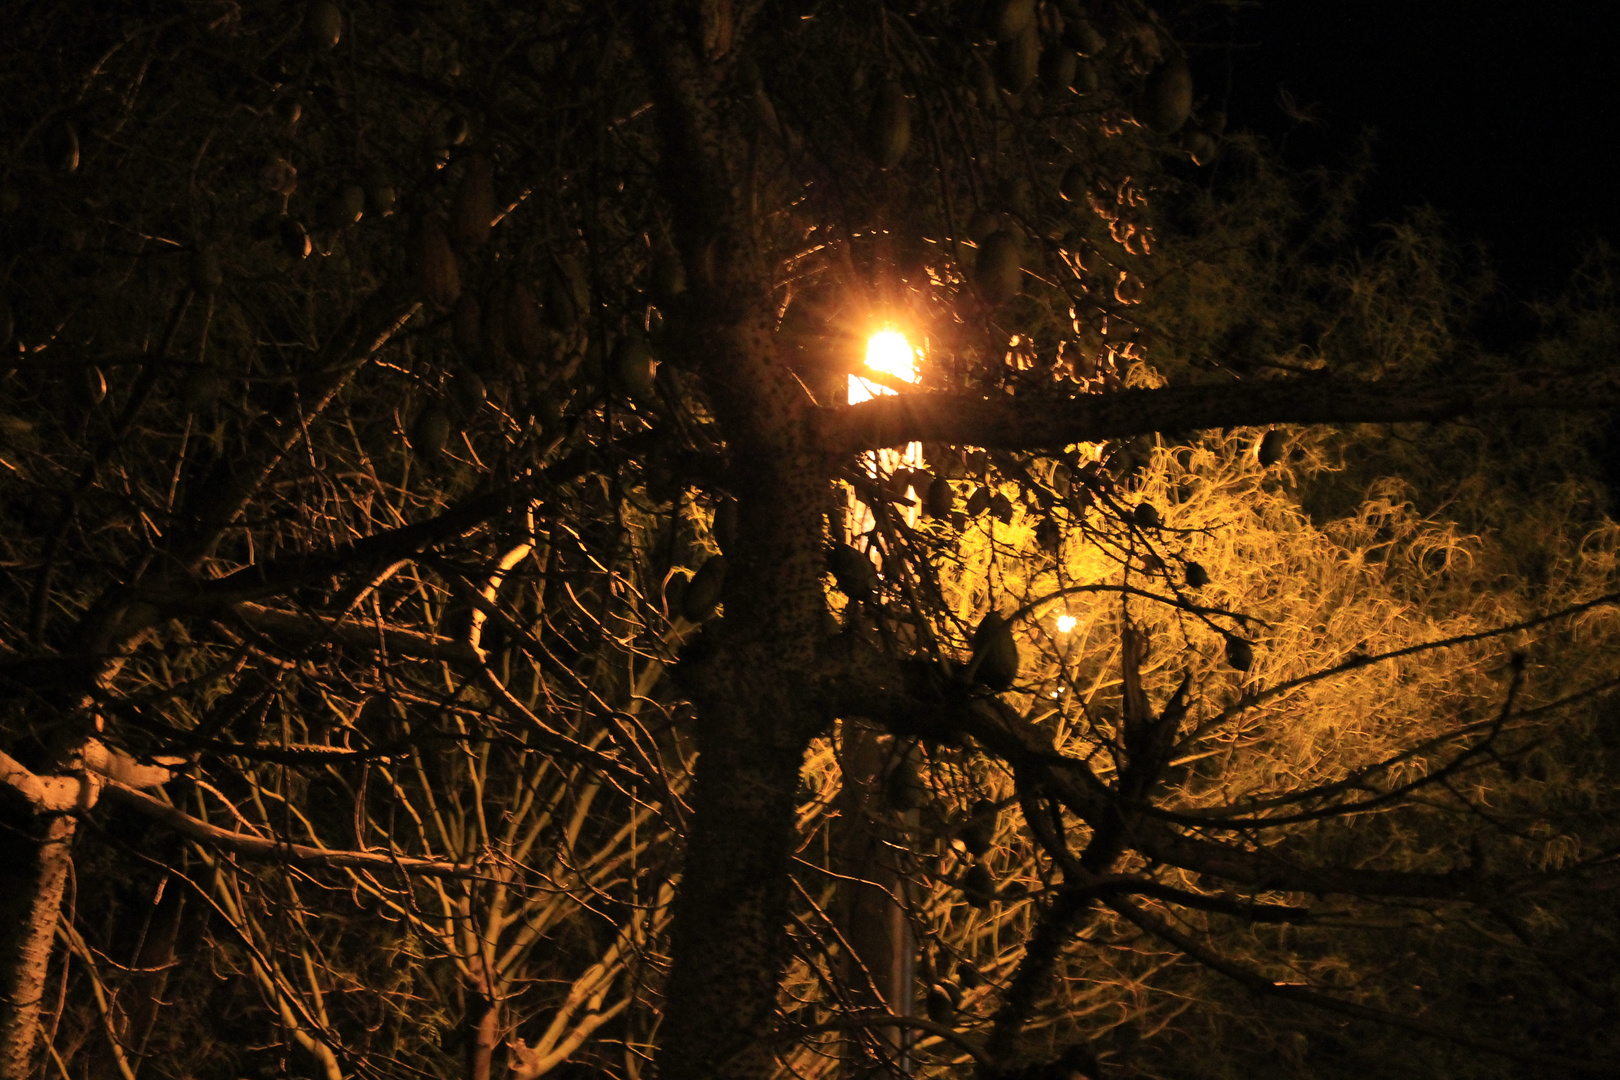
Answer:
top-left (649, 250), bottom-right (686, 302)
top-left (411, 406), bottom-right (452, 457)
top-left (450, 154), bottom-right (495, 249)
top-left (925, 475), bottom-right (954, 518)
top-left (663, 573), bottom-right (689, 620)
top-left (412, 216), bottom-right (461, 311)
top-left (955, 962), bottom-right (982, 990)
top-left (962, 798), bottom-right (997, 856)
top-left (1257, 429), bottom-right (1285, 467)
top-left (966, 208), bottom-right (1002, 244)
top-left (1225, 635), bottom-right (1254, 672)
top-left (681, 554), bottom-right (727, 622)
top-left (47, 120), bottom-right (80, 174)
top-left (542, 264), bottom-right (578, 332)
top-left (989, 491), bottom-right (1014, 524)
top-left (971, 611), bottom-right (1019, 690)
top-left (925, 984), bottom-right (957, 1025)
top-left (828, 543), bottom-right (879, 602)
top-left (612, 334), bottom-right (657, 401)
top-left (1035, 516), bottom-right (1061, 554)
top-left (970, 53), bottom-right (999, 110)
top-left (962, 863), bottom-right (996, 907)
top-left (865, 80), bottom-right (911, 170)
top-left (306, 1), bottom-right (342, 49)
top-left (994, 26), bottom-right (1040, 94)
top-left (451, 293), bottom-right (482, 361)
top-left (993, 0), bottom-right (1035, 39)
top-left (328, 184), bottom-right (365, 228)
top-left (1073, 58), bottom-right (1100, 94)
top-left (1185, 561), bottom-right (1210, 588)
top-left (189, 248), bottom-right (222, 296)
top-left (280, 218), bottom-right (312, 260)
top-left (712, 497), bottom-right (739, 552)
top-left (1062, 17), bottom-right (1105, 55)
top-left (1139, 53), bottom-right (1193, 134)
top-left (1183, 128), bottom-right (1218, 165)
top-left (965, 486), bottom-right (992, 517)
top-left (1132, 502), bottom-right (1161, 529)
top-left (1059, 164), bottom-right (1088, 203)
top-left (364, 169), bottom-right (396, 216)
top-left (1039, 47), bottom-right (1078, 93)
top-left (976, 229), bottom-right (1023, 305)
top-left (886, 757), bottom-right (928, 810)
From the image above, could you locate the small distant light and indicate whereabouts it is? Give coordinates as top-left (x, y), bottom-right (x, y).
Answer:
top-left (1056, 614), bottom-right (1077, 633)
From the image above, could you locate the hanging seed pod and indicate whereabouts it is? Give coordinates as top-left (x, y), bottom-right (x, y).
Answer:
top-left (80, 366), bottom-right (108, 407)
top-left (925, 475), bottom-right (954, 518)
top-left (966, 208), bottom-right (1002, 244)
top-left (1039, 47), bottom-right (1078, 93)
top-left (364, 169), bottom-right (396, 216)
top-left (1062, 17), bottom-right (1105, 55)
top-left (542, 264), bottom-right (578, 332)
top-left (962, 863), bottom-right (996, 907)
top-left (451, 293), bottom-right (482, 361)
top-left (865, 80), bottom-right (911, 170)
top-left (189, 248), bottom-right (222, 296)
top-left (327, 184), bottom-right (365, 228)
top-left (681, 554), bottom-right (727, 622)
top-left (1183, 127), bottom-right (1218, 165)
top-left (886, 756), bottom-right (928, 810)
top-left (993, 0), bottom-right (1035, 39)
top-left (506, 281), bottom-right (546, 363)
top-left (994, 26), bottom-right (1040, 94)
top-left (925, 984), bottom-right (957, 1025)
top-left (970, 53), bottom-right (1000, 110)
top-left (828, 543), bottom-right (879, 602)
top-left (712, 497), bottom-right (739, 552)
top-left (47, 120), bottom-right (80, 174)
top-left (663, 573), bottom-right (689, 620)
top-left (1225, 635), bottom-right (1254, 672)
top-left (450, 153), bottom-right (495, 249)
top-left (412, 216), bottom-right (461, 311)
top-left (971, 611), bottom-right (1019, 690)
top-left (1059, 164), bottom-right (1088, 202)
top-left (976, 229), bottom-right (1023, 305)
top-left (411, 406), bottom-right (452, 457)
top-left (1139, 52), bottom-right (1193, 134)
top-left (1132, 502), bottom-right (1161, 529)
top-left (962, 798), bottom-right (998, 856)
top-left (280, 218), bottom-right (311, 260)
top-left (306, 1), bottom-right (342, 49)
top-left (989, 491), bottom-right (1014, 523)
top-left (1257, 429), bottom-right (1285, 467)
top-left (612, 334), bottom-right (657, 401)
top-left (955, 962), bottom-right (982, 990)
top-left (1185, 561), bottom-right (1210, 588)
top-left (1073, 57), bottom-right (1100, 94)
top-left (1035, 516), bottom-right (1061, 554)
top-left (965, 486), bottom-right (992, 517)
top-left (650, 250), bottom-right (686, 302)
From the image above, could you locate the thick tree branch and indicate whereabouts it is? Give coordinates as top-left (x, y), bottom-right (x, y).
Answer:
top-left (820, 368), bottom-right (1620, 454)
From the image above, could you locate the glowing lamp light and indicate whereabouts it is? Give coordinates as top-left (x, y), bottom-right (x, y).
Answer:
top-left (850, 329), bottom-right (918, 404)
top-left (1056, 614), bottom-right (1077, 633)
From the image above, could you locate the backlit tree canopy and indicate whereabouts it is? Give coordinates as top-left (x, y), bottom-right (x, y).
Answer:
top-left (3, 3), bottom-right (1620, 1080)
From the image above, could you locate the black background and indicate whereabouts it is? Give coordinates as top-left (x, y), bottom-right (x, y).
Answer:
top-left (1212, 0), bottom-right (1618, 299)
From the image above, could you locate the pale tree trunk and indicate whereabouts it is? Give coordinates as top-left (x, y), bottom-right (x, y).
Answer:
top-left (0, 809), bottom-right (78, 1079)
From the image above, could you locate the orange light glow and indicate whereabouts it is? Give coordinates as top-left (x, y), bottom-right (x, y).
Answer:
top-left (850, 329), bottom-right (918, 404)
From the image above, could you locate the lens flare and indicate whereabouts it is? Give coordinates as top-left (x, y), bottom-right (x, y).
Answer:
top-left (851, 330), bottom-right (918, 404)
top-left (1056, 614), bottom-right (1077, 633)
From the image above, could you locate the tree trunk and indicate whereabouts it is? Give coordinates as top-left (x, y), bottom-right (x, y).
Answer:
top-left (654, 729), bottom-right (810, 1080)
top-left (0, 809), bottom-right (77, 1078)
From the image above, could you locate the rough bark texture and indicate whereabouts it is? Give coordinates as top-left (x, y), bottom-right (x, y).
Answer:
top-left (0, 809), bottom-right (77, 1079)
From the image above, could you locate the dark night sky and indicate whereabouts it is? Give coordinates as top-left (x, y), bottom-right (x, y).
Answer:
top-left (1215, 0), bottom-right (1620, 301)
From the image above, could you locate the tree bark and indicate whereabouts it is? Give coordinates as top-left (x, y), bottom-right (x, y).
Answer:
top-left (0, 809), bottom-right (77, 1079)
